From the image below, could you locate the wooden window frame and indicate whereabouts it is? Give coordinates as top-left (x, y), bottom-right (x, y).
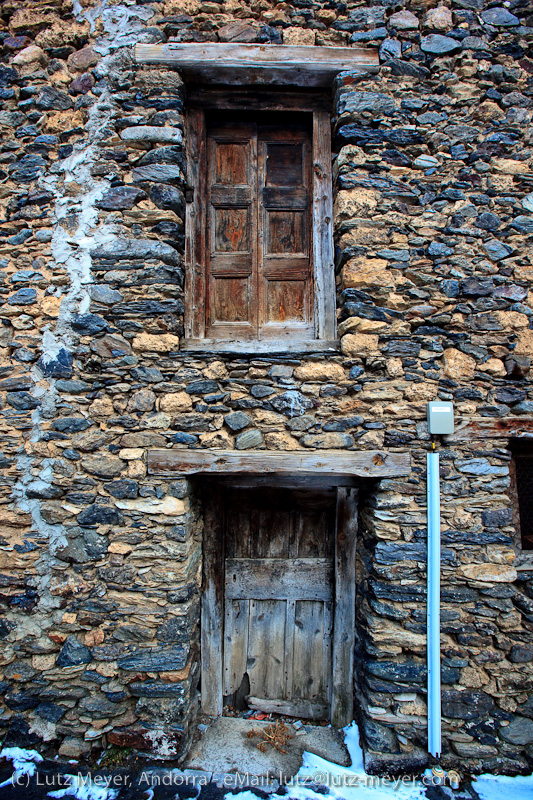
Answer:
top-left (183, 91), bottom-right (336, 354)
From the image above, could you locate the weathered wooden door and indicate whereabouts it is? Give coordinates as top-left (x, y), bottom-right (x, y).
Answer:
top-left (205, 113), bottom-right (313, 340)
top-left (202, 483), bottom-right (357, 726)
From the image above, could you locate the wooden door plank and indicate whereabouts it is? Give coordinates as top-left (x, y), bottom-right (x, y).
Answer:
top-left (148, 449), bottom-right (411, 478)
top-left (185, 109), bottom-right (206, 339)
top-left (293, 600), bottom-right (329, 705)
top-left (225, 558), bottom-right (332, 601)
top-left (247, 599), bottom-right (286, 700)
top-left (284, 599), bottom-right (296, 702)
top-left (247, 697), bottom-right (329, 720)
top-left (134, 44), bottom-right (380, 86)
top-left (201, 484), bottom-right (225, 715)
top-left (331, 487), bottom-right (358, 728)
top-left (313, 110), bottom-right (336, 341)
top-left (223, 599), bottom-right (249, 696)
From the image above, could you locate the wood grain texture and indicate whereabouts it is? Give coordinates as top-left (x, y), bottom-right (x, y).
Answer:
top-left (331, 487), bottom-right (358, 728)
top-left (134, 44), bottom-right (379, 86)
top-left (184, 109), bottom-right (206, 339)
top-left (147, 449), bottom-right (411, 478)
top-left (225, 558), bottom-right (333, 601)
top-left (180, 338), bottom-right (340, 353)
top-left (201, 483), bottom-right (225, 715)
top-left (313, 110), bottom-right (336, 340)
top-left (247, 696), bottom-right (329, 719)
top-left (445, 418), bottom-right (533, 442)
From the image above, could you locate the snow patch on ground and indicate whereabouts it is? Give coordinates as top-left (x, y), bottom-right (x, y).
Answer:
top-left (0, 747), bottom-right (43, 788)
top-left (289, 722), bottom-right (426, 800)
top-left (471, 773), bottom-right (533, 800)
top-left (47, 773), bottom-right (119, 800)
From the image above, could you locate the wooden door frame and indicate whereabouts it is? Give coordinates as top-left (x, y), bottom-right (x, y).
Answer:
top-left (201, 480), bottom-right (357, 727)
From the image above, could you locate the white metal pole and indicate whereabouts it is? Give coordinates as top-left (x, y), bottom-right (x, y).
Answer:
top-left (427, 451), bottom-right (441, 758)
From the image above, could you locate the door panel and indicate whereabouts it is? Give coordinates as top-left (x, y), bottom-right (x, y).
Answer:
top-left (222, 487), bottom-right (335, 719)
top-left (206, 123), bottom-right (256, 337)
top-left (205, 113), bottom-right (313, 340)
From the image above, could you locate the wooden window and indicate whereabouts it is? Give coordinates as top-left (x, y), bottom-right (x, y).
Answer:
top-left (510, 445), bottom-right (533, 550)
top-left (184, 101), bottom-right (335, 353)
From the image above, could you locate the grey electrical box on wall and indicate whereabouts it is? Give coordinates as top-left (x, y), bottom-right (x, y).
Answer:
top-left (427, 401), bottom-right (454, 435)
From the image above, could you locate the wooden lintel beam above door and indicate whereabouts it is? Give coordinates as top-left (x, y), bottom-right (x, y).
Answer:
top-left (147, 449), bottom-right (411, 478)
top-left (134, 43), bottom-right (380, 87)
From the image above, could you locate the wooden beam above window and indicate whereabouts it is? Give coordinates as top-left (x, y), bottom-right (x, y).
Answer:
top-left (147, 449), bottom-right (411, 478)
top-left (134, 43), bottom-right (380, 87)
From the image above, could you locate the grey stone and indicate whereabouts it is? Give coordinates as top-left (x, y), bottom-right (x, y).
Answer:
top-left (429, 242), bottom-right (454, 258)
top-left (117, 645), bottom-right (188, 671)
top-left (57, 636), bottom-right (93, 667)
top-left (55, 379), bottom-right (90, 393)
top-left (106, 480), bottom-right (138, 499)
top-left (360, 718), bottom-right (400, 753)
top-left (79, 695), bottom-right (121, 718)
top-left (37, 349), bottom-right (73, 379)
top-left (270, 391), bottom-right (313, 418)
top-left (53, 417), bottom-right (92, 434)
top-left (513, 401), bottom-right (533, 415)
top-left (8, 288), bottom-right (37, 305)
top-left (339, 91), bottom-right (396, 117)
top-left (132, 164), bottom-right (183, 183)
top-left (6, 392), bottom-right (39, 410)
top-left (510, 216), bottom-right (533, 234)
top-left (420, 34), bottom-right (461, 54)
top-left (483, 239), bottom-right (513, 261)
top-left (323, 416), bottom-right (363, 431)
top-left (131, 366), bottom-right (164, 383)
top-left (481, 508), bottom-right (512, 527)
top-left (455, 458), bottom-right (508, 476)
top-left (77, 504), bottom-right (123, 526)
top-left (36, 86), bottom-right (73, 110)
top-left (250, 384), bottom-right (275, 398)
top-left (350, 27), bottom-right (387, 43)
top-left (481, 8), bottom-right (519, 27)
top-left (509, 645), bottom-right (533, 664)
top-left (235, 429), bottom-right (264, 449)
top-left (185, 380), bottom-right (219, 395)
top-left (269, 365), bottom-right (294, 378)
top-left (475, 212), bottom-right (501, 231)
top-left (379, 39), bottom-right (402, 61)
top-left (96, 186), bottom-right (146, 211)
top-left (224, 412), bottom-right (251, 431)
top-left (72, 313), bottom-right (107, 335)
top-left (499, 717), bottom-right (533, 745)
top-left (91, 238), bottom-right (179, 265)
top-left (149, 183), bottom-right (185, 216)
top-left (442, 690), bottom-right (494, 720)
top-left (35, 702), bottom-right (65, 722)
top-left (90, 284), bottom-right (124, 305)
top-left (121, 126), bottom-right (183, 144)
top-left (129, 682), bottom-right (187, 698)
top-left (138, 146), bottom-right (184, 166)
top-left (300, 433), bottom-right (354, 448)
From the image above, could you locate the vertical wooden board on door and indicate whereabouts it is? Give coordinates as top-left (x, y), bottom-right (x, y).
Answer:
top-left (223, 598), bottom-right (249, 696)
top-left (247, 598), bottom-right (287, 700)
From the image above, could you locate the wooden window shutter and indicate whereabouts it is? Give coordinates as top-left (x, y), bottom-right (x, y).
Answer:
top-left (185, 106), bottom-right (335, 347)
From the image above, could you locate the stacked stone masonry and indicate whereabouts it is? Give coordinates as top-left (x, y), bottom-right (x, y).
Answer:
top-left (0, 0), bottom-right (532, 777)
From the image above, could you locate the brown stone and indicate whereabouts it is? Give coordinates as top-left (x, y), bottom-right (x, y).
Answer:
top-left (133, 334), bottom-right (181, 353)
top-left (217, 22), bottom-right (258, 42)
top-left (127, 389), bottom-right (156, 413)
top-left (67, 46), bottom-right (99, 72)
top-left (340, 333), bottom-right (379, 357)
top-left (91, 334), bottom-right (132, 359)
top-left (442, 349), bottom-right (476, 380)
top-left (81, 455), bottom-right (125, 478)
top-left (424, 6), bottom-right (453, 30)
top-left (294, 363), bottom-right (345, 382)
top-left (159, 392), bottom-right (193, 413)
top-left (459, 564), bottom-right (517, 583)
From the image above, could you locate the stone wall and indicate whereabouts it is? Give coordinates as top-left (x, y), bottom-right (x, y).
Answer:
top-left (0, 0), bottom-right (532, 775)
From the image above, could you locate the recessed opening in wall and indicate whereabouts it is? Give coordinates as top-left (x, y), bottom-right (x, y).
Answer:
top-left (509, 441), bottom-right (533, 550)
top-left (200, 476), bottom-right (358, 727)
top-left (182, 87), bottom-right (336, 353)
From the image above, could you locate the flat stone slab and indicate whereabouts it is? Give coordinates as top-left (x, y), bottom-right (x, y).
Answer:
top-left (183, 717), bottom-right (350, 779)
